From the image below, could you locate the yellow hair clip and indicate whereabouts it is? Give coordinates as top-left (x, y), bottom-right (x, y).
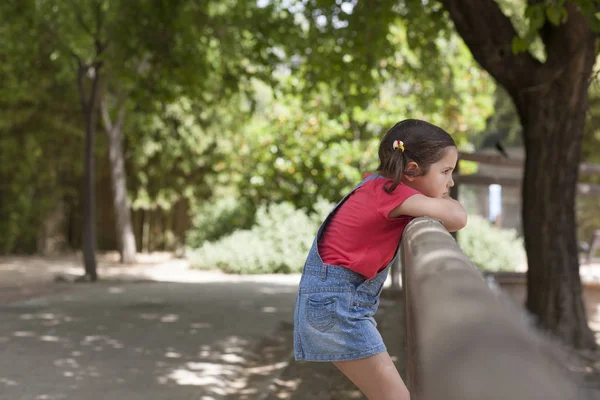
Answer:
top-left (392, 140), bottom-right (405, 152)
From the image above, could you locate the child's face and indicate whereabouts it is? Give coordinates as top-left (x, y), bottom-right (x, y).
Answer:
top-left (406, 146), bottom-right (457, 199)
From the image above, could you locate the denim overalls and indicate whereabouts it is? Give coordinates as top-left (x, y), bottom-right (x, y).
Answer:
top-left (293, 174), bottom-right (394, 361)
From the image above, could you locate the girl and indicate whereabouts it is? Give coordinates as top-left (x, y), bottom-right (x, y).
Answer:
top-left (293, 119), bottom-right (467, 400)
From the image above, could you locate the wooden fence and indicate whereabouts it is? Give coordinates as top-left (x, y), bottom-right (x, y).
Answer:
top-left (399, 217), bottom-right (582, 400)
top-left (454, 152), bottom-right (600, 195)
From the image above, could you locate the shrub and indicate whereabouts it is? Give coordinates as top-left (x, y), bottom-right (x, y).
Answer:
top-left (189, 202), bottom-right (526, 274)
top-left (188, 199), bottom-right (334, 274)
top-left (185, 196), bottom-right (256, 248)
top-left (458, 214), bottom-right (525, 272)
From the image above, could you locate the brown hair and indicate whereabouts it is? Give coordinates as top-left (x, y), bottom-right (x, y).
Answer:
top-left (377, 119), bottom-right (456, 193)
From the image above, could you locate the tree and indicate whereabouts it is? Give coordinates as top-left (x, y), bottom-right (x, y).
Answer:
top-left (42, 1), bottom-right (199, 269)
top-left (95, 0), bottom-right (301, 265)
top-left (18, 0), bottom-right (110, 280)
top-left (441, 0), bottom-right (597, 349)
top-left (100, 92), bottom-right (137, 263)
top-left (232, 57), bottom-right (493, 210)
top-left (289, 0), bottom-right (597, 348)
top-left (2, 0), bottom-right (300, 277)
top-left (0, 2), bottom-right (83, 254)
top-left (2, 1), bottom-right (104, 278)
top-left (232, 0), bottom-right (494, 210)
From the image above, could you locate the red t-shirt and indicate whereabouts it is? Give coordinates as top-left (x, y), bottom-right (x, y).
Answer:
top-left (318, 174), bottom-right (421, 279)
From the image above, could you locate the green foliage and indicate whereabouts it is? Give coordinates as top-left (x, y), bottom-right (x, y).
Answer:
top-left (223, 2), bottom-right (495, 212)
top-left (507, 0), bottom-right (600, 57)
top-left (188, 199), bottom-right (332, 274)
top-left (0, 2), bottom-right (83, 253)
top-left (0, 0), bottom-right (496, 253)
top-left (577, 78), bottom-right (600, 243)
top-left (458, 215), bottom-right (525, 272)
top-left (0, 135), bottom-right (61, 253)
top-left (230, 88), bottom-right (376, 210)
top-left (228, 34), bottom-right (495, 210)
top-left (279, 0), bottom-right (494, 135)
top-left (186, 196), bottom-right (256, 248)
top-left (189, 205), bottom-right (527, 274)
top-left (0, 0), bottom-right (303, 254)
top-left (515, 2), bottom-right (568, 52)
top-left (127, 97), bottom-right (225, 210)
top-left (6, 0), bottom-right (600, 262)
top-left (98, 0), bottom-right (303, 213)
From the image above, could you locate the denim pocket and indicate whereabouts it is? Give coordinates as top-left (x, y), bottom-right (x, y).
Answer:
top-left (306, 296), bottom-right (337, 332)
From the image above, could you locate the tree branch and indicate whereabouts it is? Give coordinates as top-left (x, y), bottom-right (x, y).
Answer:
top-left (540, 2), bottom-right (595, 69)
top-left (66, 0), bottom-right (94, 37)
top-left (89, 65), bottom-right (102, 120)
top-left (100, 93), bottom-right (113, 133)
top-left (115, 96), bottom-right (128, 132)
top-left (40, 19), bottom-right (83, 65)
top-left (101, 85), bottom-right (130, 137)
top-left (95, 0), bottom-right (103, 37)
top-left (439, 0), bottom-right (541, 97)
top-left (77, 62), bottom-right (90, 114)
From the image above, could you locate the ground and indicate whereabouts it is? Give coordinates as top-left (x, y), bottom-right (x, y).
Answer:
top-left (1, 252), bottom-right (599, 399)
top-left (0, 253), bottom-right (302, 400)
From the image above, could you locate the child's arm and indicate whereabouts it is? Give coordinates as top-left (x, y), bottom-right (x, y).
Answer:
top-left (388, 194), bottom-right (467, 232)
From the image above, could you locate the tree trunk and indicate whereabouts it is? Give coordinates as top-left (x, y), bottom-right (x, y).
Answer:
top-left (521, 63), bottom-right (597, 349)
top-left (37, 200), bottom-right (68, 255)
top-left (142, 209), bottom-right (151, 253)
top-left (440, 0), bottom-right (597, 349)
top-left (101, 95), bottom-right (137, 263)
top-left (78, 63), bottom-right (101, 282)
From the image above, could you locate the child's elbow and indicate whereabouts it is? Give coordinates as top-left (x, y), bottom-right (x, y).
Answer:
top-left (447, 212), bottom-right (467, 232)
top-left (457, 213), bottom-right (468, 230)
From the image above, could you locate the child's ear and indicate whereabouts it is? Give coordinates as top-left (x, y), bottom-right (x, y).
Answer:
top-left (403, 161), bottom-right (420, 181)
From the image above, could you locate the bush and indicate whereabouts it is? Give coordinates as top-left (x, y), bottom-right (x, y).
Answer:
top-left (186, 196), bottom-right (256, 248)
top-left (188, 199), bottom-right (333, 274)
top-left (458, 214), bottom-right (525, 272)
top-left (189, 202), bottom-right (526, 274)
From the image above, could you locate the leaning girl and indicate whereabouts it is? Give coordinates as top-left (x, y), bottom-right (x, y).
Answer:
top-left (293, 119), bottom-right (467, 400)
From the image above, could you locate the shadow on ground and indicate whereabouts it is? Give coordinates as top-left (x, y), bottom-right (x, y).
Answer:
top-left (0, 281), bottom-right (297, 400)
top-left (264, 291), bottom-right (405, 400)
top-left (264, 286), bottom-right (600, 400)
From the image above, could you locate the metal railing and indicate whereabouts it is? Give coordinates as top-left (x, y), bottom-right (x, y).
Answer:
top-left (400, 217), bottom-right (582, 400)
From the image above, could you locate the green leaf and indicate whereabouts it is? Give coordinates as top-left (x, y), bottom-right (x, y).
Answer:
top-left (546, 6), bottom-right (564, 26)
top-left (512, 36), bottom-right (529, 54)
top-left (525, 4), bottom-right (545, 30)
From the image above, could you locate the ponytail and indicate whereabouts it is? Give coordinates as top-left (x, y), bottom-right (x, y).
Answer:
top-left (383, 150), bottom-right (405, 193)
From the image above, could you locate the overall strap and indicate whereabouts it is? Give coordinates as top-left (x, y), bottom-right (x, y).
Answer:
top-left (358, 173), bottom-right (382, 186)
top-left (315, 174), bottom-right (383, 240)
